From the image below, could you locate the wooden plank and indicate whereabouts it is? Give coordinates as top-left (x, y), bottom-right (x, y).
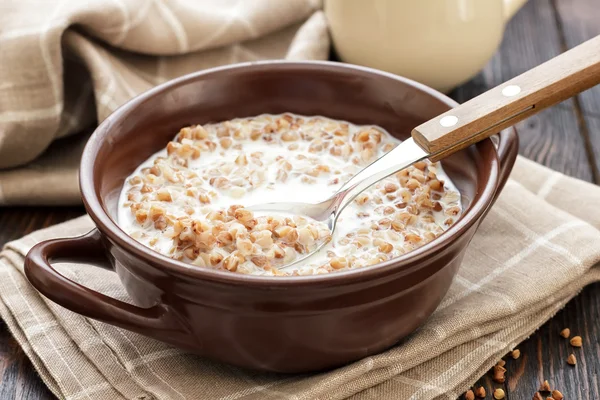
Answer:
top-left (0, 320), bottom-right (54, 400)
top-left (0, 2), bottom-right (597, 400)
top-left (450, 0), bottom-right (594, 182)
top-left (505, 283), bottom-right (600, 400)
top-left (554, 0), bottom-right (600, 179)
top-left (554, 0), bottom-right (600, 114)
top-left (467, 291), bottom-right (600, 400)
top-left (453, 0), bottom-right (600, 399)
top-left (0, 207), bottom-right (82, 400)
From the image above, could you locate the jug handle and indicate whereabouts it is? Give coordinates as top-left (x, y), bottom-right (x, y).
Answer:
top-left (504, 0), bottom-right (528, 21)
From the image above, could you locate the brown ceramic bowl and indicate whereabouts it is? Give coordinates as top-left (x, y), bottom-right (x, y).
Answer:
top-left (24, 61), bottom-right (518, 373)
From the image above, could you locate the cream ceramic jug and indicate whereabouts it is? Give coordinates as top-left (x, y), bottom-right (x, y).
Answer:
top-left (325, 0), bottom-right (529, 92)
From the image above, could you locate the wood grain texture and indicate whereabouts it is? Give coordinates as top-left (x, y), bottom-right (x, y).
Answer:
top-left (450, 0), bottom-right (595, 182)
top-left (508, 284), bottom-right (600, 400)
top-left (554, 0), bottom-right (600, 181)
top-left (0, 208), bottom-right (83, 400)
top-left (0, 0), bottom-right (599, 399)
top-left (0, 320), bottom-right (53, 400)
top-left (454, 0), bottom-right (600, 399)
top-left (554, 0), bottom-right (600, 115)
top-left (584, 114), bottom-right (600, 179)
top-left (468, 283), bottom-right (600, 400)
top-left (414, 34), bottom-right (600, 160)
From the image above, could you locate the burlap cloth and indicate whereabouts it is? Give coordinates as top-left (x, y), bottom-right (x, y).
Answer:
top-left (0, 0), bottom-right (328, 204)
top-left (1, 1), bottom-right (600, 399)
top-left (0, 157), bottom-right (598, 399)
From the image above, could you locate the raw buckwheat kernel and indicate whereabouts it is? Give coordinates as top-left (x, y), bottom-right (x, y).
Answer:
top-left (539, 380), bottom-right (551, 392)
top-left (465, 390), bottom-right (475, 400)
top-left (119, 114), bottom-right (462, 276)
top-left (559, 328), bottom-right (570, 338)
top-left (474, 386), bottom-right (486, 398)
top-left (569, 336), bottom-right (582, 347)
top-left (492, 365), bottom-right (506, 383)
top-left (551, 390), bottom-right (563, 400)
top-left (567, 353), bottom-right (576, 365)
top-left (493, 388), bottom-right (505, 399)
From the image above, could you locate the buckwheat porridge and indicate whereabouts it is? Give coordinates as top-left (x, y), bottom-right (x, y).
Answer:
top-left (118, 114), bottom-right (462, 276)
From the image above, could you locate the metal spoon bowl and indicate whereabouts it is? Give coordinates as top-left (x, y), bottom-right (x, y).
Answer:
top-left (247, 139), bottom-right (428, 269)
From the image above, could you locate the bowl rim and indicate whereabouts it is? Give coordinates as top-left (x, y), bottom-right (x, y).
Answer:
top-left (80, 60), bottom-right (499, 287)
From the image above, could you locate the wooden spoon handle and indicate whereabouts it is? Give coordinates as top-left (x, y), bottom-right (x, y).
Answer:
top-left (412, 34), bottom-right (600, 162)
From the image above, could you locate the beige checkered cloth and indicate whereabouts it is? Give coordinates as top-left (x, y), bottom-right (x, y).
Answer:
top-left (0, 157), bottom-right (599, 400)
top-left (0, 0), bottom-right (328, 205)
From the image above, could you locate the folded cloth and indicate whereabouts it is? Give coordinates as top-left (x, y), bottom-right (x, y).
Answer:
top-left (0, 0), bottom-right (329, 205)
top-left (0, 156), bottom-right (599, 400)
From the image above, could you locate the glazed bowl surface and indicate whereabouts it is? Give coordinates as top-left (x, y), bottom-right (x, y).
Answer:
top-left (24, 61), bottom-right (518, 373)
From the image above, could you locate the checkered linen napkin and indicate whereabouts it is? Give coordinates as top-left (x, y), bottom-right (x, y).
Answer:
top-left (0, 0), bottom-right (328, 205)
top-left (1, 157), bottom-right (599, 400)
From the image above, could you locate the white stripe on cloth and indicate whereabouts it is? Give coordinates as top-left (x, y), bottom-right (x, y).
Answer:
top-left (454, 275), bottom-right (517, 312)
top-left (154, 0), bottom-right (189, 52)
top-left (292, 357), bottom-right (376, 400)
top-left (231, 2), bottom-right (259, 38)
top-left (24, 321), bottom-right (59, 337)
top-left (2, 267), bottom-right (92, 399)
top-left (106, 0), bottom-right (131, 45)
top-left (495, 207), bottom-right (585, 269)
top-left (74, 44), bottom-right (122, 113)
top-left (0, 104), bottom-right (62, 123)
top-left (222, 357), bottom-right (379, 400)
top-left (231, 44), bottom-right (264, 62)
top-left (537, 171), bottom-right (562, 199)
top-left (0, 24), bottom-right (64, 41)
top-left (406, 331), bottom-right (511, 400)
top-left (395, 375), bottom-right (458, 400)
top-left (55, 81), bottom-right (93, 137)
top-left (114, 329), bottom-right (187, 400)
top-left (218, 371), bottom-right (299, 400)
top-left (178, 1), bottom-right (242, 50)
top-left (67, 382), bottom-right (114, 400)
top-left (94, 0), bottom-right (154, 35)
top-left (40, 0), bottom-right (69, 111)
top-left (97, 78), bottom-right (119, 114)
top-left (438, 219), bottom-right (586, 311)
top-left (124, 348), bottom-right (182, 369)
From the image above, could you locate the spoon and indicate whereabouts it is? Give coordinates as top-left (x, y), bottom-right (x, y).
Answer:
top-left (249, 34), bottom-right (600, 269)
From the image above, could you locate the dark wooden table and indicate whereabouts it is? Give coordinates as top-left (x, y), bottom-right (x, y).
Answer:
top-left (1, 0), bottom-right (599, 398)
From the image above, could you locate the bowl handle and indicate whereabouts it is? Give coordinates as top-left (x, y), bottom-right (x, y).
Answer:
top-left (492, 128), bottom-right (520, 205)
top-left (24, 229), bottom-right (174, 335)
